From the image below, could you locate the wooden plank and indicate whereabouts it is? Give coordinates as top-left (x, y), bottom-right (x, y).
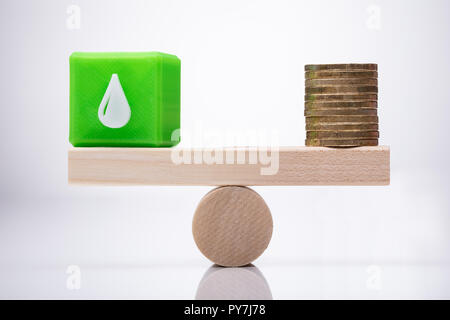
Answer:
top-left (68, 146), bottom-right (390, 186)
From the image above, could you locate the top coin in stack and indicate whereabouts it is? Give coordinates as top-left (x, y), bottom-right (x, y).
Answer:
top-left (305, 63), bottom-right (377, 71)
top-left (304, 63), bottom-right (379, 147)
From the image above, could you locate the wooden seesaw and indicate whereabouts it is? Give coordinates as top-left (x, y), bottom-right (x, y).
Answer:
top-left (68, 145), bottom-right (390, 267)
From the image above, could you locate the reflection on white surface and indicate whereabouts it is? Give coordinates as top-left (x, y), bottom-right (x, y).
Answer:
top-left (0, 262), bottom-right (449, 299)
top-left (195, 264), bottom-right (272, 300)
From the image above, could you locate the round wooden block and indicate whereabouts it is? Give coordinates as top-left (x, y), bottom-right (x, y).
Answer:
top-left (192, 186), bottom-right (273, 267)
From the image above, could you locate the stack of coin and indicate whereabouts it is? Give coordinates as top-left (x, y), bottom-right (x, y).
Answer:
top-left (304, 64), bottom-right (379, 147)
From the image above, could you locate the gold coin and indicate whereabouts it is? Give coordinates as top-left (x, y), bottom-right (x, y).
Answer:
top-left (305, 64), bottom-right (377, 71)
top-left (305, 94), bottom-right (378, 101)
top-left (306, 123), bottom-right (379, 131)
top-left (306, 115), bottom-right (379, 123)
top-left (305, 139), bottom-right (379, 147)
top-left (306, 78), bottom-right (378, 87)
top-left (306, 131), bottom-right (379, 139)
top-left (305, 108), bottom-right (377, 116)
top-left (305, 86), bottom-right (378, 94)
top-left (305, 70), bottom-right (378, 79)
top-left (305, 123), bottom-right (379, 131)
top-left (305, 101), bottom-right (377, 108)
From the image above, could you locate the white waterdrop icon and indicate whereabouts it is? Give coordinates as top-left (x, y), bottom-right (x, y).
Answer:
top-left (98, 74), bottom-right (131, 128)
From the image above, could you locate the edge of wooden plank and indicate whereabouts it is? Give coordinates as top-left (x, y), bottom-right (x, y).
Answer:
top-left (68, 146), bottom-right (390, 186)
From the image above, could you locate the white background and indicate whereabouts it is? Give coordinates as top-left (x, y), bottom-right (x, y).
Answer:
top-left (0, 0), bottom-right (449, 299)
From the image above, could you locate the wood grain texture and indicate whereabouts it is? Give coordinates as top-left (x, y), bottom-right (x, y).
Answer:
top-left (68, 146), bottom-right (390, 186)
top-left (193, 186), bottom-right (273, 267)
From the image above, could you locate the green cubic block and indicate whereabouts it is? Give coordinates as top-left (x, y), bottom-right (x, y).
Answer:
top-left (69, 52), bottom-right (180, 147)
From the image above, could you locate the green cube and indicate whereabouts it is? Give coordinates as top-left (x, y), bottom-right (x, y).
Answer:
top-left (69, 52), bottom-right (180, 147)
